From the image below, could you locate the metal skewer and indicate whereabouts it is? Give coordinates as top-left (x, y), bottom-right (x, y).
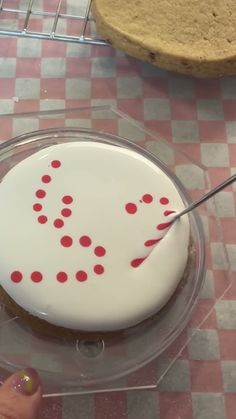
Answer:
top-left (174, 172), bottom-right (236, 220)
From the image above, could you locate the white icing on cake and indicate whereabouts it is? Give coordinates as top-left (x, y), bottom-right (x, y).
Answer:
top-left (0, 142), bottom-right (190, 331)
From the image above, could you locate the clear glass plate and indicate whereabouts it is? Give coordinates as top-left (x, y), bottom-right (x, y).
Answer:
top-left (0, 106), bottom-right (231, 397)
top-left (0, 127), bottom-right (205, 387)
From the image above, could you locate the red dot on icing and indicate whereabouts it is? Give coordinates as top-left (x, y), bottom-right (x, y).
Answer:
top-left (61, 208), bottom-right (72, 218)
top-left (62, 195), bottom-right (73, 205)
top-left (160, 197), bottom-right (169, 205)
top-left (144, 238), bottom-right (162, 247)
top-left (94, 264), bottom-right (104, 275)
top-left (33, 203), bottom-right (42, 212)
top-left (31, 271), bottom-right (43, 283)
top-left (157, 221), bottom-right (172, 230)
top-left (41, 175), bottom-right (51, 184)
top-left (131, 257), bottom-right (146, 268)
top-left (54, 218), bottom-right (64, 229)
top-left (56, 272), bottom-right (68, 283)
top-left (51, 160), bottom-right (61, 168)
top-left (60, 236), bottom-right (73, 247)
top-left (94, 246), bottom-right (106, 257)
top-left (35, 189), bottom-right (46, 199)
top-left (125, 203), bottom-right (137, 214)
top-left (76, 270), bottom-right (88, 282)
top-left (38, 215), bottom-right (48, 224)
top-left (142, 194), bottom-right (153, 204)
top-left (164, 210), bottom-right (176, 217)
top-left (11, 271), bottom-right (23, 283)
top-left (79, 235), bottom-right (92, 247)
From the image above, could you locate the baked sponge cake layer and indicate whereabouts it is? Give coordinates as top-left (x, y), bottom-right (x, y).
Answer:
top-left (0, 142), bottom-right (189, 332)
top-left (93, 0), bottom-right (236, 77)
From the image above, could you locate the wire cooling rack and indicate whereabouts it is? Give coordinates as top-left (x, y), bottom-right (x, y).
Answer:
top-left (0, 0), bottom-right (107, 45)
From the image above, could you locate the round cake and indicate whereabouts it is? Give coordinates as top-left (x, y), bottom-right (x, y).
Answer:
top-left (93, 0), bottom-right (236, 77)
top-left (0, 141), bottom-right (189, 333)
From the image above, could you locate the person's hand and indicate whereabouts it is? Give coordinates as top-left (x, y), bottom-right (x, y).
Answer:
top-left (0, 368), bottom-right (42, 419)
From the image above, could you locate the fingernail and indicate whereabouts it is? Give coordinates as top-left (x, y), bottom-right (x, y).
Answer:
top-left (11, 368), bottom-right (40, 396)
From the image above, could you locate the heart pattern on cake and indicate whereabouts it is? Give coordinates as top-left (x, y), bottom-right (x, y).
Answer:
top-left (10, 156), bottom-right (176, 284)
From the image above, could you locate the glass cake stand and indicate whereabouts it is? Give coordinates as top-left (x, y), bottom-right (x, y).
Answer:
top-left (0, 106), bottom-right (231, 397)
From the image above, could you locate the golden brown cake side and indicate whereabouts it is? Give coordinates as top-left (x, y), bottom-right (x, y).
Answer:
top-left (93, 0), bottom-right (236, 77)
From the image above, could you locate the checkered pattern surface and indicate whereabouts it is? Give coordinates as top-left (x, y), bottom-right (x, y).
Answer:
top-left (0, 29), bottom-right (236, 419)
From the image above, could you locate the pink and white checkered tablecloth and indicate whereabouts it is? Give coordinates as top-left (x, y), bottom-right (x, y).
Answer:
top-left (0, 27), bottom-right (236, 419)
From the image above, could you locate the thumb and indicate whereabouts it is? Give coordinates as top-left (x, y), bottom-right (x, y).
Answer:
top-left (0, 368), bottom-right (42, 419)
